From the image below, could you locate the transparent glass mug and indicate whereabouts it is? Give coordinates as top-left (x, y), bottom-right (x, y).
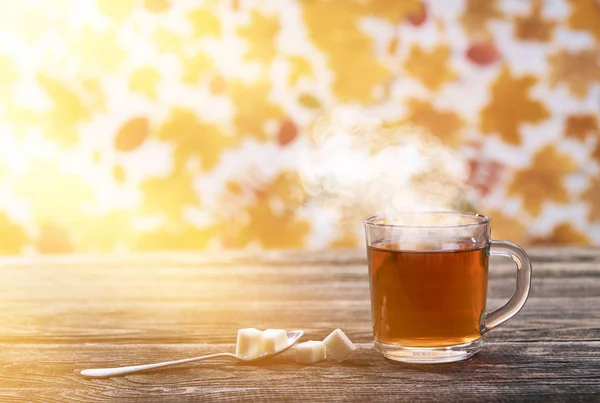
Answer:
top-left (365, 211), bottom-right (532, 363)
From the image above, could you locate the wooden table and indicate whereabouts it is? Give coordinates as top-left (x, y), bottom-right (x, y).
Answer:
top-left (1, 248), bottom-right (599, 402)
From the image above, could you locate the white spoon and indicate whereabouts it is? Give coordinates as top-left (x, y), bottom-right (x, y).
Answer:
top-left (80, 330), bottom-right (304, 378)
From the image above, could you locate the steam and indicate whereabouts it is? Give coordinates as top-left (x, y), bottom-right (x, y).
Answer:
top-left (298, 107), bottom-right (468, 223)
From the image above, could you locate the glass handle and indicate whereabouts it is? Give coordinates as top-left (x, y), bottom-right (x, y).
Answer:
top-left (483, 239), bottom-right (532, 333)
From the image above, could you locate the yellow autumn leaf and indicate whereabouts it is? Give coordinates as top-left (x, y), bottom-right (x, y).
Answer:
top-left (144, 0), bottom-right (170, 13)
top-left (460, 0), bottom-right (502, 37)
top-left (548, 49), bottom-right (600, 98)
top-left (568, 0), bottom-right (600, 42)
top-left (93, 150), bottom-right (102, 164)
top-left (209, 75), bottom-right (226, 94)
top-left (480, 67), bottom-right (549, 145)
top-left (153, 27), bottom-right (184, 55)
top-left (113, 165), bottom-right (125, 183)
top-left (404, 99), bottom-right (464, 147)
top-left (267, 171), bottom-right (306, 207)
top-left (37, 73), bottom-right (89, 147)
top-left (238, 11), bottom-right (280, 64)
top-left (514, 0), bottom-right (556, 42)
top-left (140, 166), bottom-right (199, 219)
top-left (582, 177), bottom-right (600, 222)
top-left (188, 7), bottom-right (221, 38)
top-left (288, 55), bottom-right (313, 86)
top-left (0, 55), bottom-right (18, 92)
top-left (387, 37), bottom-right (400, 55)
top-left (487, 209), bottom-right (527, 244)
top-left (226, 180), bottom-right (244, 196)
top-left (564, 114), bottom-right (599, 141)
top-left (593, 142), bottom-right (600, 165)
top-left (0, 212), bottom-right (29, 254)
top-left (362, 0), bottom-right (422, 23)
top-left (36, 222), bottom-right (72, 254)
top-left (130, 67), bottom-right (161, 99)
top-left (220, 172), bottom-right (310, 248)
top-left (529, 222), bottom-right (591, 246)
top-left (300, 0), bottom-right (391, 102)
top-left (81, 77), bottom-right (106, 111)
top-left (230, 198), bottom-right (310, 249)
top-left (14, 159), bottom-right (93, 225)
top-left (227, 80), bottom-right (283, 140)
top-left (298, 93), bottom-right (321, 109)
top-left (157, 108), bottom-right (236, 171)
top-left (507, 145), bottom-right (577, 216)
top-left (115, 117), bottom-right (149, 152)
top-left (0, 2), bottom-right (70, 43)
top-left (404, 44), bottom-right (457, 91)
top-left (2, 102), bottom-right (39, 140)
top-left (72, 26), bottom-right (126, 73)
top-left (181, 53), bottom-right (213, 84)
top-left (97, 0), bottom-right (133, 20)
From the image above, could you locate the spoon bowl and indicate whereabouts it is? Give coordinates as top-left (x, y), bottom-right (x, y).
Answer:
top-left (80, 330), bottom-right (304, 378)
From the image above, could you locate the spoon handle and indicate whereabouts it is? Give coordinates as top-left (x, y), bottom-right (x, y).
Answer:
top-left (80, 352), bottom-right (236, 377)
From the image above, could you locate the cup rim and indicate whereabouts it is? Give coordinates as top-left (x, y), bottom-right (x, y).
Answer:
top-left (365, 211), bottom-right (490, 229)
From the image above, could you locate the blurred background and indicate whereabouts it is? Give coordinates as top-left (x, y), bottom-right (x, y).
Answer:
top-left (0, 0), bottom-right (598, 254)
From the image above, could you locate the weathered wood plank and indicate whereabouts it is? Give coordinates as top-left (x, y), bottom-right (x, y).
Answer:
top-left (1, 298), bottom-right (599, 344)
top-left (0, 259), bottom-right (599, 345)
top-left (1, 262), bottom-right (599, 303)
top-left (0, 250), bottom-right (599, 401)
top-left (0, 342), bottom-right (599, 402)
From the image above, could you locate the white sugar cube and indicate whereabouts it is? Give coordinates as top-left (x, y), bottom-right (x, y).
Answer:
top-left (236, 328), bottom-right (263, 359)
top-left (323, 328), bottom-right (357, 362)
top-left (262, 329), bottom-right (288, 353)
top-left (295, 340), bottom-right (326, 364)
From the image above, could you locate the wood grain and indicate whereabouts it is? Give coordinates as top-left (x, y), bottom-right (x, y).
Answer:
top-left (1, 342), bottom-right (599, 402)
top-left (1, 249), bottom-right (599, 401)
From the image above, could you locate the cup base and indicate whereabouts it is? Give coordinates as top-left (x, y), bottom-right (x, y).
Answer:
top-left (375, 338), bottom-right (485, 364)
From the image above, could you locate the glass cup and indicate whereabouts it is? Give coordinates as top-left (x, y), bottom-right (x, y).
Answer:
top-left (365, 211), bottom-right (532, 363)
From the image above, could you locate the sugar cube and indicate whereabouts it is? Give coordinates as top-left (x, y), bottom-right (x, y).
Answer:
top-left (295, 340), bottom-right (326, 364)
top-left (236, 328), bottom-right (263, 359)
top-left (323, 328), bottom-right (357, 362)
top-left (262, 329), bottom-right (288, 353)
